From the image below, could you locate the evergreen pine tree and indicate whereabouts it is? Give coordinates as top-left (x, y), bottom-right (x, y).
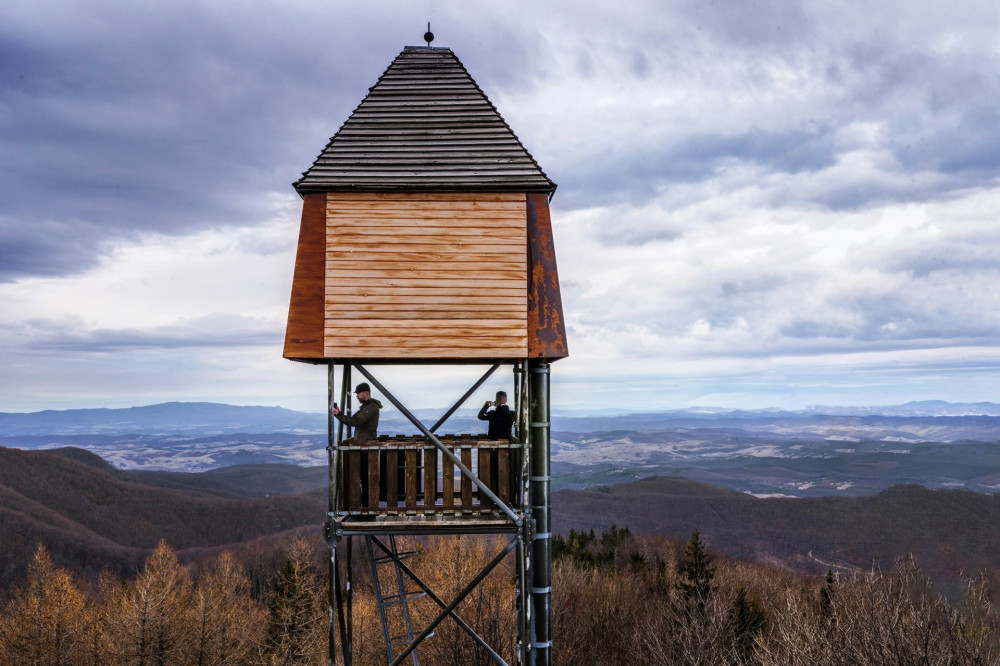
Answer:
top-left (676, 529), bottom-right (716, 617)
top-left (818, 569), bottom-right (836, 619)
top-left (728, 585), bottom-right (768, 661)
top-left (263, 537), bottom-right (324, 665)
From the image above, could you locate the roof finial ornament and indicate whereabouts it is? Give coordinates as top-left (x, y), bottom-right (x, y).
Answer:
top-left (424, 22), bottom-right (434, 47)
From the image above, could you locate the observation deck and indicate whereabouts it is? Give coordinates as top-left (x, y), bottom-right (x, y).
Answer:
top-left (334, 435), bottom-right (524, 536)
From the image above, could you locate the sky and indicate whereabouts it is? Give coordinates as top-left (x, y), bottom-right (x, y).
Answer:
top-left (2, 0), bottom-right (999, 414)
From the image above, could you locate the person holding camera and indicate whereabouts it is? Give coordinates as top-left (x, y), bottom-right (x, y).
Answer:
top-left (333, 382), bottom-right (382, 444)
top-left (478, 390), bottom-right (513, 441)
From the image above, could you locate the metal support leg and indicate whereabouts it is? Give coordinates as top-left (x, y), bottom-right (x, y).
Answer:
top-left (517, 523), bottom-right (531, 666)
top-left (528, 362), bottom-right (551, 665)
top-left (328, 361), bottom-right (350, 666)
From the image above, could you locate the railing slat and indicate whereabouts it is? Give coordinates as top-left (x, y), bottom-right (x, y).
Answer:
top-left (498, 449), bottom-right (510, 504)
top-left (478, 448), bottom-right (493, 510)
top-left (386, 449), bottom-right (399, 509)
top-left (405, 449), bottom-right (419, 509)
top-left (442, 449), bottom-right (455, 510)
top-left (347, 450), bottom-right (362, 509)
top-left (424, 446), bottom-right (438, 510)
top-left (461, 448), bottom-right (473, 511)
top-left (367, 450), bottom-right (379, 511)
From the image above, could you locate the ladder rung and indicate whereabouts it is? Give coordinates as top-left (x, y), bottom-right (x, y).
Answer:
top-left (384, 591), bottom-right (426, 606)
top-left (373, 550), bottom-right (419, 565)
top-left (390, 631), bottom-right (433, 646)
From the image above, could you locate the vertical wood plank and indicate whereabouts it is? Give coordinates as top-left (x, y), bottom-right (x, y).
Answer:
top-left (461, 448), bottom-right (472, 511)
top-left (406, 450), bottom-right (418, 509)
top-left (511, 448), bottom-right (522, 508)
top-left (442, 450), bottom-right (454, 510)
top-left (347, 450), bottom-right (361, 511)
top-left (423, 446), bottom-right (438, 510)
top-left (478, 447), bottom-right (493, 510)
top-left (498, 449), bottom-right (510, 504)
top-left (385, 449), bottom-right (398, 509)
top-left (367, 449), bottom-right (379, 511)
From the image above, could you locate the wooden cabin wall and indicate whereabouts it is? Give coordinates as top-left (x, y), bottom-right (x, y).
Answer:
top-left (527, 193), bottom-right (569, 359)
top-left (323, 192), bottom-right (528, 359)
top-left (283, 193), bottom-right (327, 359)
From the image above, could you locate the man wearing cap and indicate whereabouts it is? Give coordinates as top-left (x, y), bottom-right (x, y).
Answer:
top-left (478, 390), bottom-right (513, 441)
top-left (333, 382), bottom-right (383, 444)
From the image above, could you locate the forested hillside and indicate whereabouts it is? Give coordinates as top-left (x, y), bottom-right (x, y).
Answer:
top-left (1, 530), bottom-right (997, 665)
top-left (0, 446), bottom-right (324, 589)
top-left (4, 445), bottom-right (999, 604)
top-left (554, 475), bottom-right (1000, 595)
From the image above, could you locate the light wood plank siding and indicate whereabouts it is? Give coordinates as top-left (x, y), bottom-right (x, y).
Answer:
top-left (323, 192), bottom-right (527, 358)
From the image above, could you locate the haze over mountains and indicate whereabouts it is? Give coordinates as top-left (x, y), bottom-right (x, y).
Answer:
top-left (2, 400), bottom-right (999, 599)
top-left (2, 401), bottom-right (999, 496)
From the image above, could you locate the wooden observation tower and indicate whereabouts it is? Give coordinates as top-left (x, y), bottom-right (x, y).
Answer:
top-left (284, 39), bottom-right (566, 666)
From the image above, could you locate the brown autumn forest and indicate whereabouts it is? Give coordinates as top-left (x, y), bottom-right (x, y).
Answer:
top-left (2, 529), bottom-right (999, 665)
top-left (2, 445), bottom-right (1000, 664)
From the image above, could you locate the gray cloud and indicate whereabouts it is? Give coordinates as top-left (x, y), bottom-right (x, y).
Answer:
top-left (19, 315), bottom-right (281, 352)
top-left (0, 1), bottom-right (402, 281)
top-left (0, 217), bottom-right (107, 279)
top-left (3, 0), bottom-right (1000, 411)
top-left (6, 0), bottom-right (999, 280)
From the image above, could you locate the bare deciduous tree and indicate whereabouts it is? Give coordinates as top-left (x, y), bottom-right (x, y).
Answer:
top-left (103, 540), bottom-right (193, 666)
top-left (0, 545), bottom-right (93, 666)
top-left (190, 551), bottom-right (264, 666)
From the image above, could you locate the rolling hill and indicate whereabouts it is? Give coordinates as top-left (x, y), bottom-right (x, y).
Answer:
top-left (0, 446), bottom-right (326, 590)
top-left (553, 475), bottom-right (1000, 591)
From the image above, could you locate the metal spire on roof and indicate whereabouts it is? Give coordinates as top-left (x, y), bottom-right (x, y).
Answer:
top-left (424, 22), bottom-right (434, 46)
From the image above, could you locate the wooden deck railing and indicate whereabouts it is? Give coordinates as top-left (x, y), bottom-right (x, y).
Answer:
top-left (338, 435), bottom-right (522, 515)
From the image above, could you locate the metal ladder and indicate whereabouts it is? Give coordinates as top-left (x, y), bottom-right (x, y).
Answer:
top-left (365, 535), bottom-right (427, 665)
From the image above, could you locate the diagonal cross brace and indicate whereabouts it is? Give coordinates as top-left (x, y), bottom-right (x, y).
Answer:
top-left (429, 361), bottom-right (501, 433)
top-left (352, 364), bottom-right (522, 526)
top-left (389, 537), bottom-right (518, 666)
top-left (370, 536), bottom-right (508, 666)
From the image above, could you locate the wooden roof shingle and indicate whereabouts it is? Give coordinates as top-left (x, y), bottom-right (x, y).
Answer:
top-left (294, 47), bottom-right (556, 195)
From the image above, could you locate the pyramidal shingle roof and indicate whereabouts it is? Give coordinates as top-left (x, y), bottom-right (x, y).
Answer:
top-left (294, 46), bottom-right (556, 195)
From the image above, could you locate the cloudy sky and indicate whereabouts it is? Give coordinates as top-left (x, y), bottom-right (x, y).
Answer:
top-left (2, 0), bottom-right (999, 414)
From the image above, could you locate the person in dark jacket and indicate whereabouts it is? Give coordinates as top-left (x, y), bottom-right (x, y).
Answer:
top-left (333, 382), bottom-right (382, 444)
top-left (333, 382), bottom-right (383, 508)
top-left (478, 390), bottom-right (513, 440)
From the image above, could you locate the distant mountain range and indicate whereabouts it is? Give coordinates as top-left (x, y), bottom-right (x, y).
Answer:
top-left (2, 401), bottom-right (999, 497)
top-left (805, 400), bottom-right (1000, 417)
top-left (3, 400), bottom-right (1000, 436)
top-left (0, 402), bottom-right (328, 436)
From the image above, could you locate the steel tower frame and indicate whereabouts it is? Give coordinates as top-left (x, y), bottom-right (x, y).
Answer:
top-left (323, 359), bottom-right (552, 665)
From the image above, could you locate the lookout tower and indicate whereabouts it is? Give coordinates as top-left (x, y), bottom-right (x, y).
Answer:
top-left (284, 42), bottom-right (566, 666)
